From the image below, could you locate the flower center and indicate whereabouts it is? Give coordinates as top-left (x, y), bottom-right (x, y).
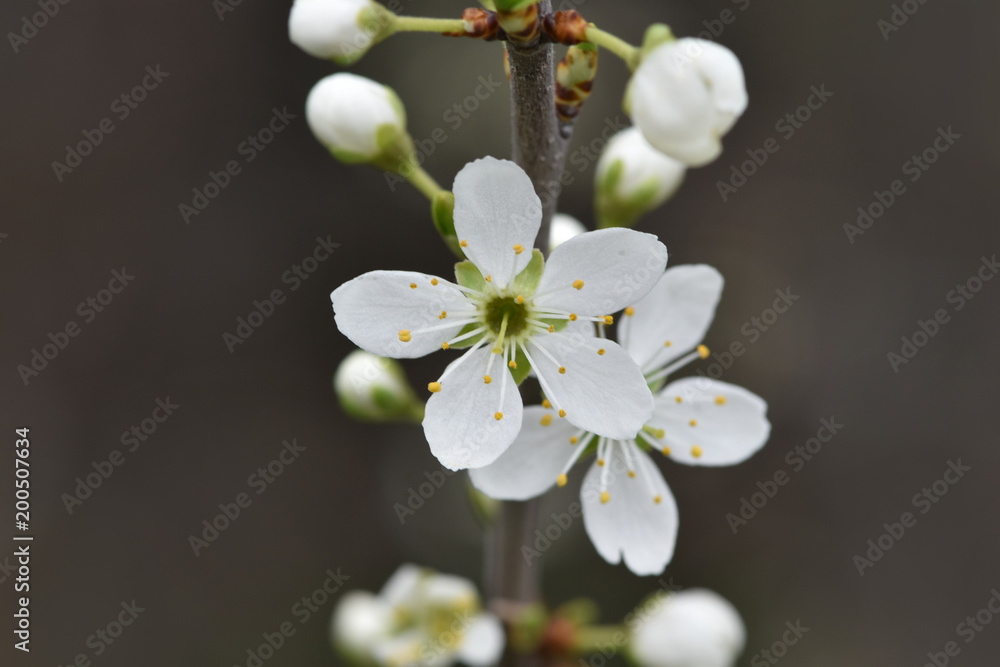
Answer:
top-left (484, 295), bottom-right (529, 338)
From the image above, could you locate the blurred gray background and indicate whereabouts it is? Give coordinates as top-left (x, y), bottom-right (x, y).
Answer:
top-left (1, 0), bottom-right (998, 665)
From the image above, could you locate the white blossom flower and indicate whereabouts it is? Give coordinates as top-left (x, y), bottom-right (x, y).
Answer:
top-left (332, 157), bottom-right (667, 470)
top-left (630, 39), bottom-right (748, 167)
top-left (630, 589), bottom-right (745, 667)
top-left (549, 213), bottom-right (587, 253)
top-left (306, 73), bottom-right (406, 163)
top-left (469, 265), bottom-right (770, 575)
top-left (289, 0), bottom-right (386, 64)
top-left (332, 564), bottom-right (505, 667)
top-left (595, 127), bottom-right (686, 228)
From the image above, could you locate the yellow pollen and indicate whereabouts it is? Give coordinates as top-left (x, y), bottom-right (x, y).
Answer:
top-left (691, 445), bottom-right (703, 458)
top-left (569, 436), bottom-right (578, 444)
top-left (661, 446), bottom-right (671, 456)
top-left (398, 330), bottom-right (412, 342)
top-left (438, 311), bottom-right (447, 319)
top-left (675, 396), bottom-right (682, 404)
top-left (664, 340), bottom-right (673, 347)
top-left (600, 491), bottom-right (610, 504)
top-left (409, 283), bottom-right (417, 289)
top-left (689, 419), bottom-right (697, 427)
top-left (653, 495), bottom-right (662, 504)
top-left (697, 344), bottom-right (710, 359)
top-left (603, 315), bottom-right (614, 325)
top-left (494, 412), bottom-right (504, 421)
top-left (597, 348), bottom-right (605, 355)
top-left (460, 239), bottom-right (468, 247)
top-left (483, 375), bottom-right (492, 384)
top-left (558, 409), bottom-right (566, 418)
top-left (557, 474), bottom-right (568, 487)
top-left (428, 382), bottom-right (442, 393)
top-left (441, 342), bottom-right (450, 350)
top-left (548, 325), bottom-right (554, 333)
top-left (431, 278), bottom-right (439, 285)
top-left (508, 360), bottom-right (517, 369)
top-left (597, 458), bottom-right (605, 467)
top-left (485, 275), bottom-right (492, 282)
top-left (513, 244), bottom-right (524, 254)
top-left (624, 306), bottom-right (635, 316)
top-left (569, 313), bottom-right (577, 321)
top-left (715, 396), bottom-right (727, 405)
top-left (558, 366), bottom-right (566, 374)
top-left (516, 295), bottom-right (524, 304)
top-left (542, 399), bottom-right (552, 409)
top-left (540, 414), bottom-right (553, 426)
top-left (627, 470), bottom-right (636, 479)
top-left (572, 279), bottom-right (584, 290)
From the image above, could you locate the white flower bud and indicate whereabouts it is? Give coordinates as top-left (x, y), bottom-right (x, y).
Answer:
top-left (595, 127), bottom-right (686, 228)
top-left (631, 39), bottom-right (748, 167)
top-left (331, 591), bottom-right (392, 660)
top-left (630, 589), bottom-right (745, 667)
top-left (549, 213), bottom-right (587, 253)
top-left (289, 0), bottom-right (389, 64)
top-left (306, 73), bottom-right (407, 163)
top-left (333, 350), bottom-right (419, 421)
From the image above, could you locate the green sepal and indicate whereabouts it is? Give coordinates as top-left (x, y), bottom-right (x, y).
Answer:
top-left (509, 346), bottom-right (532, 385)
top-left (640, 23), bottom-right (675, 57)
top-left (432, 191), bottom-right (464, 258)
top-left (512, 249), bottom-right (544, 295)
top-left (455, 260), bottom-right (487, 292)
top-left (493, 0), bottom-right (540, 12)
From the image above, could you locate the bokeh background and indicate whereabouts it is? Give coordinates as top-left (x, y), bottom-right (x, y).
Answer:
top-left (2, 0), bottom-right (998, 664)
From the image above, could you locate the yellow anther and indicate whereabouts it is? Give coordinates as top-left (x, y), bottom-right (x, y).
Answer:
top-left (572, 279), bottom-right (584, 290)
top-left (542, 399), bottom-right (552, 409)
top-left (558, 366), bottom-right (566, 374)
top-left (409, 283), bottom-right (417, 289)
top-left (569, 313), bottom-right (577, 321)
top-left (557, 474), bottom-right (568, 487)
top-left (516, 295), bottom-right (524, 304)
top-left (548, 325), bottom-right (554, 333)
top-left (627, 470), bottom-right (636, 479)
top-left (697, 344), bottom-right (709, 359)
top-left (653, 495), bottom-right (662, 505)
top-left (603, 315), bottom-right (614, 325)
top-left (715, 395), bottom-right (727, 405)
top-left (431, 278), bottom-right (439, 285)
top-left (689, 419), bottom-right (697, 427)
top-left (653, 428), bottom-right (665, 439)
top-left (460, 239), bottom-right (468, 247)
top-left (513, 244), bottom-right (524, 254)
top-left (398, 330), bottom-right (412, 342)
top-left (664, 340), bottom-right (673, 347)
top-left (600, 491), bottom-right (610, 504)
top-left (438, 311), bottom-right (447, 319)
top-left (691, 445), bottom-right (703, 458)
top-left (597, 458), bottom-right (605, 467)
top-left (483, 375), bottom-right (492, 384)
top-left (485, 275), bottom-right (492, 282)
top-left (597, 348), bottom-right (605, 356)
top-left (441, 342), bottom-right (450, 350)
top-left (494, 412), bottom-right (504, 421)
top-left (675, 396), bottom-right (682, 404)
top-left (558, 409), bottom-right (566, 418)
top-left (428, 382), bottom-right (442, 393)
top-left (624, 306), bottom-right (635, 316)
top-left (540, 414), bottom-right (553, 426)
top-left (661, 446), bottom-right (671, 456)
top-left (508, 360), bottom-right (517, 369)
top-left (569, 436), bottom-right (578, 445)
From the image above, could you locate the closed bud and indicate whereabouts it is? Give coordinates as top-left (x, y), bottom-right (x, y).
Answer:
top-left (289, 0), bottom-right (394, 64)
top-left (549, 213), bottom-right (587, 253)
top-left (629, 589), bottom-right (745, 667)
top-left (630, 38), bottom-right (747, 167)
top-left (595, 127), bottom-right (685, 228)
top-left (334, 350), bottom-right (420, 421)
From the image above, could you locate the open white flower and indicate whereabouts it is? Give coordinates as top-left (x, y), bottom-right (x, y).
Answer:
top-left (469, 265), bottom-right (770, 575)
top-left (630, 39), bottom-right (748, 167)
top-left (289, 0), bottom-right (387, 64)
top-left (332, 564), bottom-right (505, 667)
top-left (332, 158), bottom-right (666, 471)
top-left (630, 589), bottom-right (745, 667)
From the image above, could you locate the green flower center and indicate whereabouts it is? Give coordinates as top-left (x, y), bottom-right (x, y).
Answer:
top-left (484, 295), bottom-right (530, 338)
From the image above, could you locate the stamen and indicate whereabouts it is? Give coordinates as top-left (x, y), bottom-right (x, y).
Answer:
top-left (445, 326), bottom-right (487, 347)
top-left (438, 311), bottom-right (447, 319)
top-left (555, 432), bottom-right (590, 486)
top-left (520, 342), bottom-right (564, 416)
top-left (661, 445), bottom-right (671, 456)
top-left (410, 317), bottom-right (478, 336)
top-left (513, 244), bottom-right (524, 255)
top-left (496, 344), bottom-right (511, 421)
top-left (441, 342), bottom-right (449, 350)
top-left (698, 345), bottom-right (709, 358)
top-left (572, 279), bottom-right (584, 290)
top-left (602, 315), bottom-right (613, 325)
top-left (460, 239), bottom-right (468, 247)
top-left (516, 295), bottom-right (524, 304)
top-left (431, 278), bottom-right (439, 286)
top-left (398, 330), bottom-right (412, 342)
top-left (508, 359), bottom-right (518, 369)
top-left (600, 491), bottom-right (611, 504)
top-left (409, 283), bottom-right (417, 289)
top-left (689, 419), bottom-right (697, 427)
top-left (597, 348), bottom-right (605, 356)
top-left (428, 382), bottom-right (442, 393)
top-left (675, 396), bottom-right (682, 404)
top-left (436, 339), bottom-right (488, 383)
top-left (540, 414), bottom-right (553, 426)
top-left (691, 445), bottom-right (703, 458)
top-left (542, 399), bottom-right (552, 409)
top-left (557, 474), bottom-right (568, 487)
top-left (558, 409), bottom-right (566, 418)
top-left (715, 396), bottom-right (727, 405)
top-left (624, 307), bottom-right (634, 316)
top-left (495, 412), bottom-right (503, 420)
top-left (483, 375), bottom-right (492, 384)
top-left (644, 349), bottom-right (704, 385)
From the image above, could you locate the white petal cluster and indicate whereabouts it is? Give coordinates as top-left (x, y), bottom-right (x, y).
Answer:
top-left (306, 73), bottom-right (406, 161)
top-left (595, 128), bottom-right (686, 227)
top-left (334, 350), bottom-right (418, 420)
top-left (630, 590), bottom-right (746, 667)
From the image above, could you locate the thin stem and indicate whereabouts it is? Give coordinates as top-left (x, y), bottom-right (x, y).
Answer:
top-left (391, 16), bottom-right (466, 34)
top-left (584, 26), bottom-right (640, 71)
top-left (401, 163), bottom-right (445, 200)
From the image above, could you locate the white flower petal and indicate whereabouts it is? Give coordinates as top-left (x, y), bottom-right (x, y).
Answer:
top-left (534, 228), bottom-right (667, 316)
top-left (423, 347), bottom-right (523, 470)
top-left (289, 0), bottom-right (372, 62)
top-left (452, 158), bottom-right (542, 288)
top-left (631, 589), bottom-right (746, 667)
top-left (380, 563), bottom-right (425, 607)
top-left (549, 213), bottom-right (587, 253)
top-left (469, 406), bottom-right (580, 500)
top-left (651, 378), bottom-right (770, 467)
top-left (457, 614), bottom-right (506, 666)
top-left (332, 271), bottom-right (471, 359)
top-left (581, 445), bottom-right (678, 575)
top-left (422, 573), bottom-right (478, 607)
top-left (331, 591), bottom-right (393, 658)
top-left (622, 265), bottom-right (723, 372)
top-left (527, 334), bottom-right (652, 440)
